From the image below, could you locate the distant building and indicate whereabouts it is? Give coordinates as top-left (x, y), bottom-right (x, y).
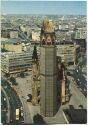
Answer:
top-left (1, 38), bottom-right (31, 53)
top-left (59, 24), bottom-right (69, 31)
top-left (75, 28), bottom-right (86, 40)
top-left (74, 39), bottom-right (86, 52)
top-left (1, 29), bottom-right (18, 39)
top-left (20, 25), bottom-right (30, 33)
top-left (2, 43), bottom-right (22, 53)
top-left (31, 31), bottom-right (40, 42)
top-left (1, 52), bottom-right (33, 74)
top-left (1, 29), bottom-right (10, 38)
top-left (10, 30), bottom-right (18, 38)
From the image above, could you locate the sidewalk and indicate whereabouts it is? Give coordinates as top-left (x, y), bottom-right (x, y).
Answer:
top-left (27, 102), bottom-right (40, 121)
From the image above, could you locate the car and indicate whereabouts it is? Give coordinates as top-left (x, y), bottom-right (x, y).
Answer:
top-left (4, 98), bottom-right (6, 101)
top-left (78, 79), bottom-right (80, 81)
top-left (21, 120), bottom-right (24, 124)
top-left (20, 106), bottom-right (23, 110)
top-left (77, 70), bottom-right (78, 72)
top-left (27, 99), bottom-right (31, 102)
top-left (21, 112), bottom-right (24, 117)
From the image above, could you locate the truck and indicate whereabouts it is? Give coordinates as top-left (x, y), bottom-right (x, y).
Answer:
top-left (16, 109), bottom-right (19, 120)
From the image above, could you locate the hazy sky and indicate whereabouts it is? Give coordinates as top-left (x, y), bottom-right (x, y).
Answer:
top-left (1, 1), bottom-right (87, 15)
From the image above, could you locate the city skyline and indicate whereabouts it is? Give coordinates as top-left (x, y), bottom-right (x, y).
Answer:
top-left (1, 1), bottom-right (87, 15)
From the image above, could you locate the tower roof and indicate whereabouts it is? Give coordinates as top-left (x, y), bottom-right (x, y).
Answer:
top-left (42, 19), bottom-right (55, 33)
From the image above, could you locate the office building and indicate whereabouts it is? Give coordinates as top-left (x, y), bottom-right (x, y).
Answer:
top-left (57, 44), bottom-right (80, 65)
top-left (40, 19), bottom-right (58, 117)
top-left (1, 52), bottom-right (33, 74)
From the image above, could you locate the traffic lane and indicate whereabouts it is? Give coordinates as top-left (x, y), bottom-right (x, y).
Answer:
top-left (19, 95), bottom-right (31, 123)
top-left (1, 87), bottom-right (10, 123)
top-left (16, 76), bottom-right (32, 123)
top-left (1, 90), bottom-right (9, 123)
top-left (72, 71), bottom-right (87, 97)
top-left (73, 70), bottom-right (87, 86)
top-left (16, 87), bottom-right (32, 123)
top-left (2, 79), bottom-right (22, 122)
top-left (68, 76), bottom-right (87, 109)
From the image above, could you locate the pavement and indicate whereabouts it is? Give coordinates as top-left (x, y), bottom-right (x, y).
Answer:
top-left (43, 107), bottom-right (67, 124)
top-left (15, 73), bottom-right (33, 124)
top-left (27, 102), bottom-right (40, 121)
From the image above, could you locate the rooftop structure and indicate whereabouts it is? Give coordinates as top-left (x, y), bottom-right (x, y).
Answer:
top-left (63, 106), bottom-right (87, 124)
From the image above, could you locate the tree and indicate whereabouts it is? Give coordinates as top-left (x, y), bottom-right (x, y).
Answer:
top-left (79, 105), bottom-right (83, 109)
top-left (27, 94), bottom-right (32, 101)
top-left (5, 73), bottom-right (10, 78)
top-left (20, 72), bottom-right (25, 78)
top-left (33, 113), bottom-right (45, 124)
top-left (1, 48), bottom-right (8, 52)
top-left (10, 77), bottom-right (16, 85)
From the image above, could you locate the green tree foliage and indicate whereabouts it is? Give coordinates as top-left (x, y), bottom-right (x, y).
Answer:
top-left (10, 77), bottom-right (17, 85)
top-left (33, 113), bottom-right (45, 124)
top-left (20, 72), bottom-right (25, 78)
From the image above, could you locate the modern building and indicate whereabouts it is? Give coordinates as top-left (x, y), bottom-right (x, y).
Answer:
top-left (56, 44), bottom-right (80, 65)
top-left (40, 19), bottom-right (58, 117)
top-left (40, 45), bottom-right (58, 117)
top-left (1, 52), bottom-right (33, 74)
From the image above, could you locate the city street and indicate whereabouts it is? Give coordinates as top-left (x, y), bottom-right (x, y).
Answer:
top-left (1, 87), bottom-right (10, 123)
top-left (67, 55), bottom-right (87, 98)
top-left (1, 77), bottom-right (23, 124)
top-left (62, 76), bottom-right (87, 109)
